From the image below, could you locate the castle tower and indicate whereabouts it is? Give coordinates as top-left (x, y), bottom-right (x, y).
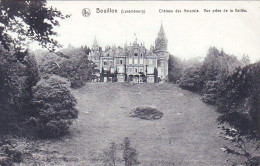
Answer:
top-left (154, 23), bottom-right (169, 82)
top-left (155, 23), bottom-right (168, 52)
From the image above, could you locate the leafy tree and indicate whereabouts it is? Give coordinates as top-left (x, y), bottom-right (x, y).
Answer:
top-left (38, 47), bottom-right (96, 88)
top-left (217, 62), bottom-right (260, 165)
top-left (168, 55), bottom-right (183, 83)
top-left (217, 62), bottom-right (260, 138)
top-left (0, 46), bottom-right (26, 130)
top-left (200, 47), bottom-right (243, 104)
top-left (0, 46), bottom-right (39, 133)
top-left (201, 47), bottom-right (242, 83)
top-left (0, 0), bottom-right (69, 52)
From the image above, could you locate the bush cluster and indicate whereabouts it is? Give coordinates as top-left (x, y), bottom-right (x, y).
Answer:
top-left (179, 67), bottom-right (203, 92)
top-left (32, 75), bottom-right (79, 138)
top-left (217, 62), bottom-right (260, 138)
top-left (130, 106), bottom-right (163, 120)
top-left (0, 47), bottom-right (39, 132)
top-left (38, 47), bottom-right (96, 88)
top-left (179, 47), bottom-right (244, 103)
top-left (0, 139), bottom-right (23, 166)
top-left (0, 46), bottom-right (79, 139)
top-left (176, 47), bottom-right (259, 163)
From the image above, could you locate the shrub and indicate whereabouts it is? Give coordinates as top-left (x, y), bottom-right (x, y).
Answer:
top-left (0, 138), bottom-right (23, 166)
top-left (130, 106), bottom-right (163, 120)
top-left (217, 62), bottom-right (260, 138)
top-left (217, 62), bottom-right (260, 165)
top-left (32, 75), bottom-right (78, 138)
top-left (179, 67), bottom-right (204, 92)
top-left (201, 80), bottom-right (219, 104)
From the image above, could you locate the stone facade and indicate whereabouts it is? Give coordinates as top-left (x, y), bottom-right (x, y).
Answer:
top-left (89, 24), bottom-right (169, 83)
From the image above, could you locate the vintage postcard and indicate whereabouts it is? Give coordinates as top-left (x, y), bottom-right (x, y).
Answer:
top-left (0, 1), bottom-right (259, 166)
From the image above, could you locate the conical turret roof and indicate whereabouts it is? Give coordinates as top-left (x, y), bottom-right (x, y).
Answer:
top-left (93, 36), bottom-right (98, 46)
top-left (157, 23), bottom-right (166, 38)
top-left (159, 23), bottom-right (165, 34)
top-left (92, 36), bottom-right (99, 51)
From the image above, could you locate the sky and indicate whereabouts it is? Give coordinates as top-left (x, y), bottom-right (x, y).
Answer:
top-left (31, 1), bottom-right (260, 62)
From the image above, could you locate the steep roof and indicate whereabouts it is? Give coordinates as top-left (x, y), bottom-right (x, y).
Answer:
top-left (159, 23), bottom-right (165, 35)
top-left (93, 36), bottom-right (98, 46)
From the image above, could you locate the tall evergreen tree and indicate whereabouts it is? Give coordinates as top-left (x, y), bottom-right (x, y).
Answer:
top-left (154, 67), bottom-right (158, 83)
top-left (100, 67), bottom-right (105, 82)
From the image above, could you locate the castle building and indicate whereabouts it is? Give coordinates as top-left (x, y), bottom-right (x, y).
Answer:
top-left (88, 24), bottom-right (169, 83)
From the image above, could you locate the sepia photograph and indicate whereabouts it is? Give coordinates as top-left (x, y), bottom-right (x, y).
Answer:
top-left (0, 1), bottom-right (259, 166)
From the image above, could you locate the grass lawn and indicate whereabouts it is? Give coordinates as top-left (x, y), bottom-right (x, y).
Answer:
top-left (21, 83), bottom-right (235, 166)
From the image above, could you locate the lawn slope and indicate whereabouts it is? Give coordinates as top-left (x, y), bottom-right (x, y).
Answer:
top-left (21, 83), bottom-right (232, 166)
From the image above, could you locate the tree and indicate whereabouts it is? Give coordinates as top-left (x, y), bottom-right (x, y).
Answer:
top-left (113, 69), bottom-right (118, 82)
top-left (199, 47), bottom-right (243, 104)
top-left (179, 67), bottom-right (203, 92)
top-left (103, 142), bottom-right (117, 166)
top-left (241, 54), bottom-right (250, 66)
top-left (32, 75), bottom-right (78, 138)
top-left (201, 47), bottom-right (242, 83)
top-left (154, 67), bottom-right (158, 83)
top-left (81, 45), bottom-right (91, 55)
top-left (0, 0), bottom-right (69, 52)
top-left (168, 55), bottom-right (184, 83)
top-left (38, 47), bottom-right (97, 88)
top-left (100, 67), bottom-right (105, 82)
top-left (124, 64), bottom-right (127, 81)
top-left (0, 45), bottom-right (40, 133)
top-left (123, 137), bottom-right (139, 166)
top-left (217, 62), bottom-right (260, 165)
top-left (217, 62), bottom-right (260, 139)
